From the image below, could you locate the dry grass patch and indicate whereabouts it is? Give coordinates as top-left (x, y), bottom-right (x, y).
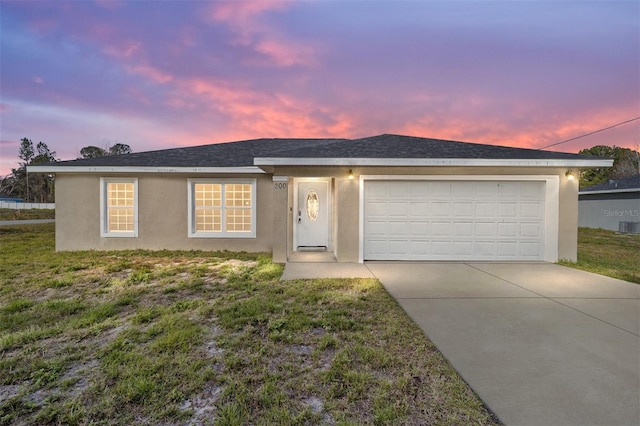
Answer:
top-left (1, 223), bottom-right (500, 425)
top-left (0, 208), bottom-right (55, 221)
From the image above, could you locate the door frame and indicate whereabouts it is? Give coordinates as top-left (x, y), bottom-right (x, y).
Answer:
top-left (293, 178), bottom-right (332, 252)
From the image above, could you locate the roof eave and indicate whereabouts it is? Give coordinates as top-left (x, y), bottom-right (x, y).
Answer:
top-left (579, 188), bottom-right (640, 195)
top-left (26, 165), bottom-right (265, 174)
top-left (253, 158), bottom-right (614, 168)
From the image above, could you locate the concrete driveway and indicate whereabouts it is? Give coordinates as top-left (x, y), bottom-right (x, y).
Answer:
top-left (366, 262), bottom-right (640, 426)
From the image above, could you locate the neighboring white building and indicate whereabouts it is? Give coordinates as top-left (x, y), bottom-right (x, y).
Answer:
top-left (578, 175), bottom-right (640, 233)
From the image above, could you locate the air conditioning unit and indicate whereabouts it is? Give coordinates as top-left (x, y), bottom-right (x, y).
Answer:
top-left (618, 222), bottom-right (640, 234)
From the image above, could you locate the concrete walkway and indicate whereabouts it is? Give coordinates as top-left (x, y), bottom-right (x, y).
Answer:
top-left (0, 219), bottom-right (55, 226)
top-left (283, 261), bottom-right (640, 426)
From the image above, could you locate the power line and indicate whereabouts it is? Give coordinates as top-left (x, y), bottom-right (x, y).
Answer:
top-left (538, 116), bottom-right (640, 150)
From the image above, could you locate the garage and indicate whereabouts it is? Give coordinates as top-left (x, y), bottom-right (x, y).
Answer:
top-left (363, 180), bottom-right (546, 261)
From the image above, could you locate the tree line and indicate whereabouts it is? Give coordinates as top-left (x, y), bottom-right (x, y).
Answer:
top-left (0, 137), bottom-right (637, 203)
top-left (578, 145), bottom-right (640, 187)
top-left (0, 138), bottom-right (132, 203)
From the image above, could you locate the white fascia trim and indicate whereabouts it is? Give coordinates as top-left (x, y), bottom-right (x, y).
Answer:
top-left (254, 157), bottom-right (613, 168)
top-left (27, 165), bottom-right (265, 174)
top-left (579, 188), bottom-right (639, 195)
top-left (357, 175), bottom-right (559, 263)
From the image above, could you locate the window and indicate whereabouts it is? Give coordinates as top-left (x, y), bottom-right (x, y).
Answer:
top-left (100, 178), bottom-right (138, 237)
top-left (188, 179), bottom-right (256, 238)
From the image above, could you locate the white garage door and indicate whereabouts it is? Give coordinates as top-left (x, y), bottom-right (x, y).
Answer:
top-left (364, 180), bottom-right (545, 261)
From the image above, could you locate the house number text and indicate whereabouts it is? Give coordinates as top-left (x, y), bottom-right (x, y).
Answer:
top-left (274, 182), bottom-right (288, 190)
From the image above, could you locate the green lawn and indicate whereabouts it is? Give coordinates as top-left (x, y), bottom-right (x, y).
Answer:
top-left (0, 208), bottom-right (55, 221)
top-left (559, 227), bottom-right (640, 284)
top-left (0, 223), bottom-right (500, 425)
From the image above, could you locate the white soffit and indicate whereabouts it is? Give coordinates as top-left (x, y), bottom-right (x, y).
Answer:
top-left (253, 157), bottom-right (614, 168)
top-left (26, 165), bottom-right (265, 174)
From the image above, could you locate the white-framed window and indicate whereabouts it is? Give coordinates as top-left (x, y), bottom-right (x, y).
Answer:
top-left (100, 178), bottom-right (138, 238)
top-left (188, 179), bottom-right (256, 238)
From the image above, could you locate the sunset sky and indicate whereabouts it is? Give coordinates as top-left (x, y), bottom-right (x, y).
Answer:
top-left (1, 0), bottom-right (638, 176)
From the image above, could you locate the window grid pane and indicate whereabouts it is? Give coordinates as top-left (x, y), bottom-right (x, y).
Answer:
top-left (225, 208), bottom-right (252, 232)
top-left (192, 182), bottom-right (253, 235)
top-left (225, 184), bottom-right (252, 207)
top-left (195, 208), bottom-right (221, 232)
top-left (106, 182), bottom-right (135, 232)
top-left (195, 184), bottom-right (221, 207)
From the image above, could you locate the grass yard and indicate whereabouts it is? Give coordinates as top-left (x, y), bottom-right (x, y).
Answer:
top-left (0, 208), bottom-right (55, 221)
top-left (0, 223), bottom-right (500, 425)
top-left (558, 227), bottom-right (640, 284)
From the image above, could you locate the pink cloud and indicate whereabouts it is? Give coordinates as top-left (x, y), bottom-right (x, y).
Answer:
top-left (127, 64), bottom-right (173, 84)
top-left (253, 39), bottom-right (317, 67)
top-left (103, 40), bottom-right (142, 59)
top-left (208, 1), bottom-right (289, 24)
top-left (205, 0), bottom-right (319, 68)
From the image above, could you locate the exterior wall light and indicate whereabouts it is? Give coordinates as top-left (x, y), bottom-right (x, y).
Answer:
top-left (565, 170), bottom-right (576, 180)
top-left (348, 169), bottom-right (354, 180)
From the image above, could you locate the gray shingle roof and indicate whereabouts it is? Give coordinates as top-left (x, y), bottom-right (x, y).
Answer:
top-left (33, 134), bottom-right (606, 168)
top-left (580, 174), bottom-right (640, 192)
top-left (263, 134), bottom-right (595, 160)
top-left (45, 138), bottom-right (345, 168)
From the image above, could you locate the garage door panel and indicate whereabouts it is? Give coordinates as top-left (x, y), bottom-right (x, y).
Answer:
top-left (499, 203), bottom-right (518, 217)
top-left (388, 221), bottom-right (408, 235)
top-left (431, 202), bottom-right (452, 216)
top-left (387, 182), bottom-right (408, 198)
top-left (520, 242), bottom-right (542, 257)
top-left (453, 241), bottom-right (473, 255)
top-left (364, 180), bottom-right (545, 261)
top-left (367, 201), bottom-right (387, 216)
top-left (432, 241), bottom-right (452, 255)
top-left (409, 240), bottom-right (429, 254)
top-left (388, 240), bottom-right (409, 254)
top-left (408, 182), bottom-right (430, 197)
top-left (453, 202), bottom-right (474, 217)
top-left (453, 222), bottom-right (474, 236)
top-left (431, 221), bottom-right (452, 236)
top-left (475, 184), bottom-right (498, 197)
top-left (498, 222), bottom-right (517, 237)
top-left (475, 202), bottom-right (497, 217)
top-left (475, 222), bottom-right (497, 236)
top-left (521, 223), bottom-right (542, 237)
top-left (498, 183), bottom-right (520, 198)
top-left (366, 220), bottom-right (387, 236)
top-left (409, 222), bottom-right (429, 234)
top-left (497, 242), bottom-right (518, 257)
top-left (475, 241), bottom-right (497, 256)
top-left (520, 202), bottom-right (542, 218)
top-left (388, 202), bottom-right (408, 216)
top-left (430, 183), bottom-right (452, 197)
top-left (452, 182), bottom-right (475, 197)
top-left (409, 202), bottom-right (429, 216)
top-left (520, 183), bottom-right (544, 198)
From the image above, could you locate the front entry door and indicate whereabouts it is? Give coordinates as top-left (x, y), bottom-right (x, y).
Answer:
top-left (296, 180), bottom-right (329, 249)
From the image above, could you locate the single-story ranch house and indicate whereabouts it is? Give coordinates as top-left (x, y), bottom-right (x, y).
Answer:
top-left (578, 174), bottom-right (640, 233)
top-left (29, 134), bottom-right (612, 263)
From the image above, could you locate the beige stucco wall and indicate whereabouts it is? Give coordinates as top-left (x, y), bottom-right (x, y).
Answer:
top-left (54, 166), bottom-right (579, 262)
top-left (272, 166), bottom-right (578, 262)
top-left (54, 173), bottom-right (274, 252)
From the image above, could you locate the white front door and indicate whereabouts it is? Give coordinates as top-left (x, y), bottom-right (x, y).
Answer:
top-left (296, 180), bottom-right (329, 249)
